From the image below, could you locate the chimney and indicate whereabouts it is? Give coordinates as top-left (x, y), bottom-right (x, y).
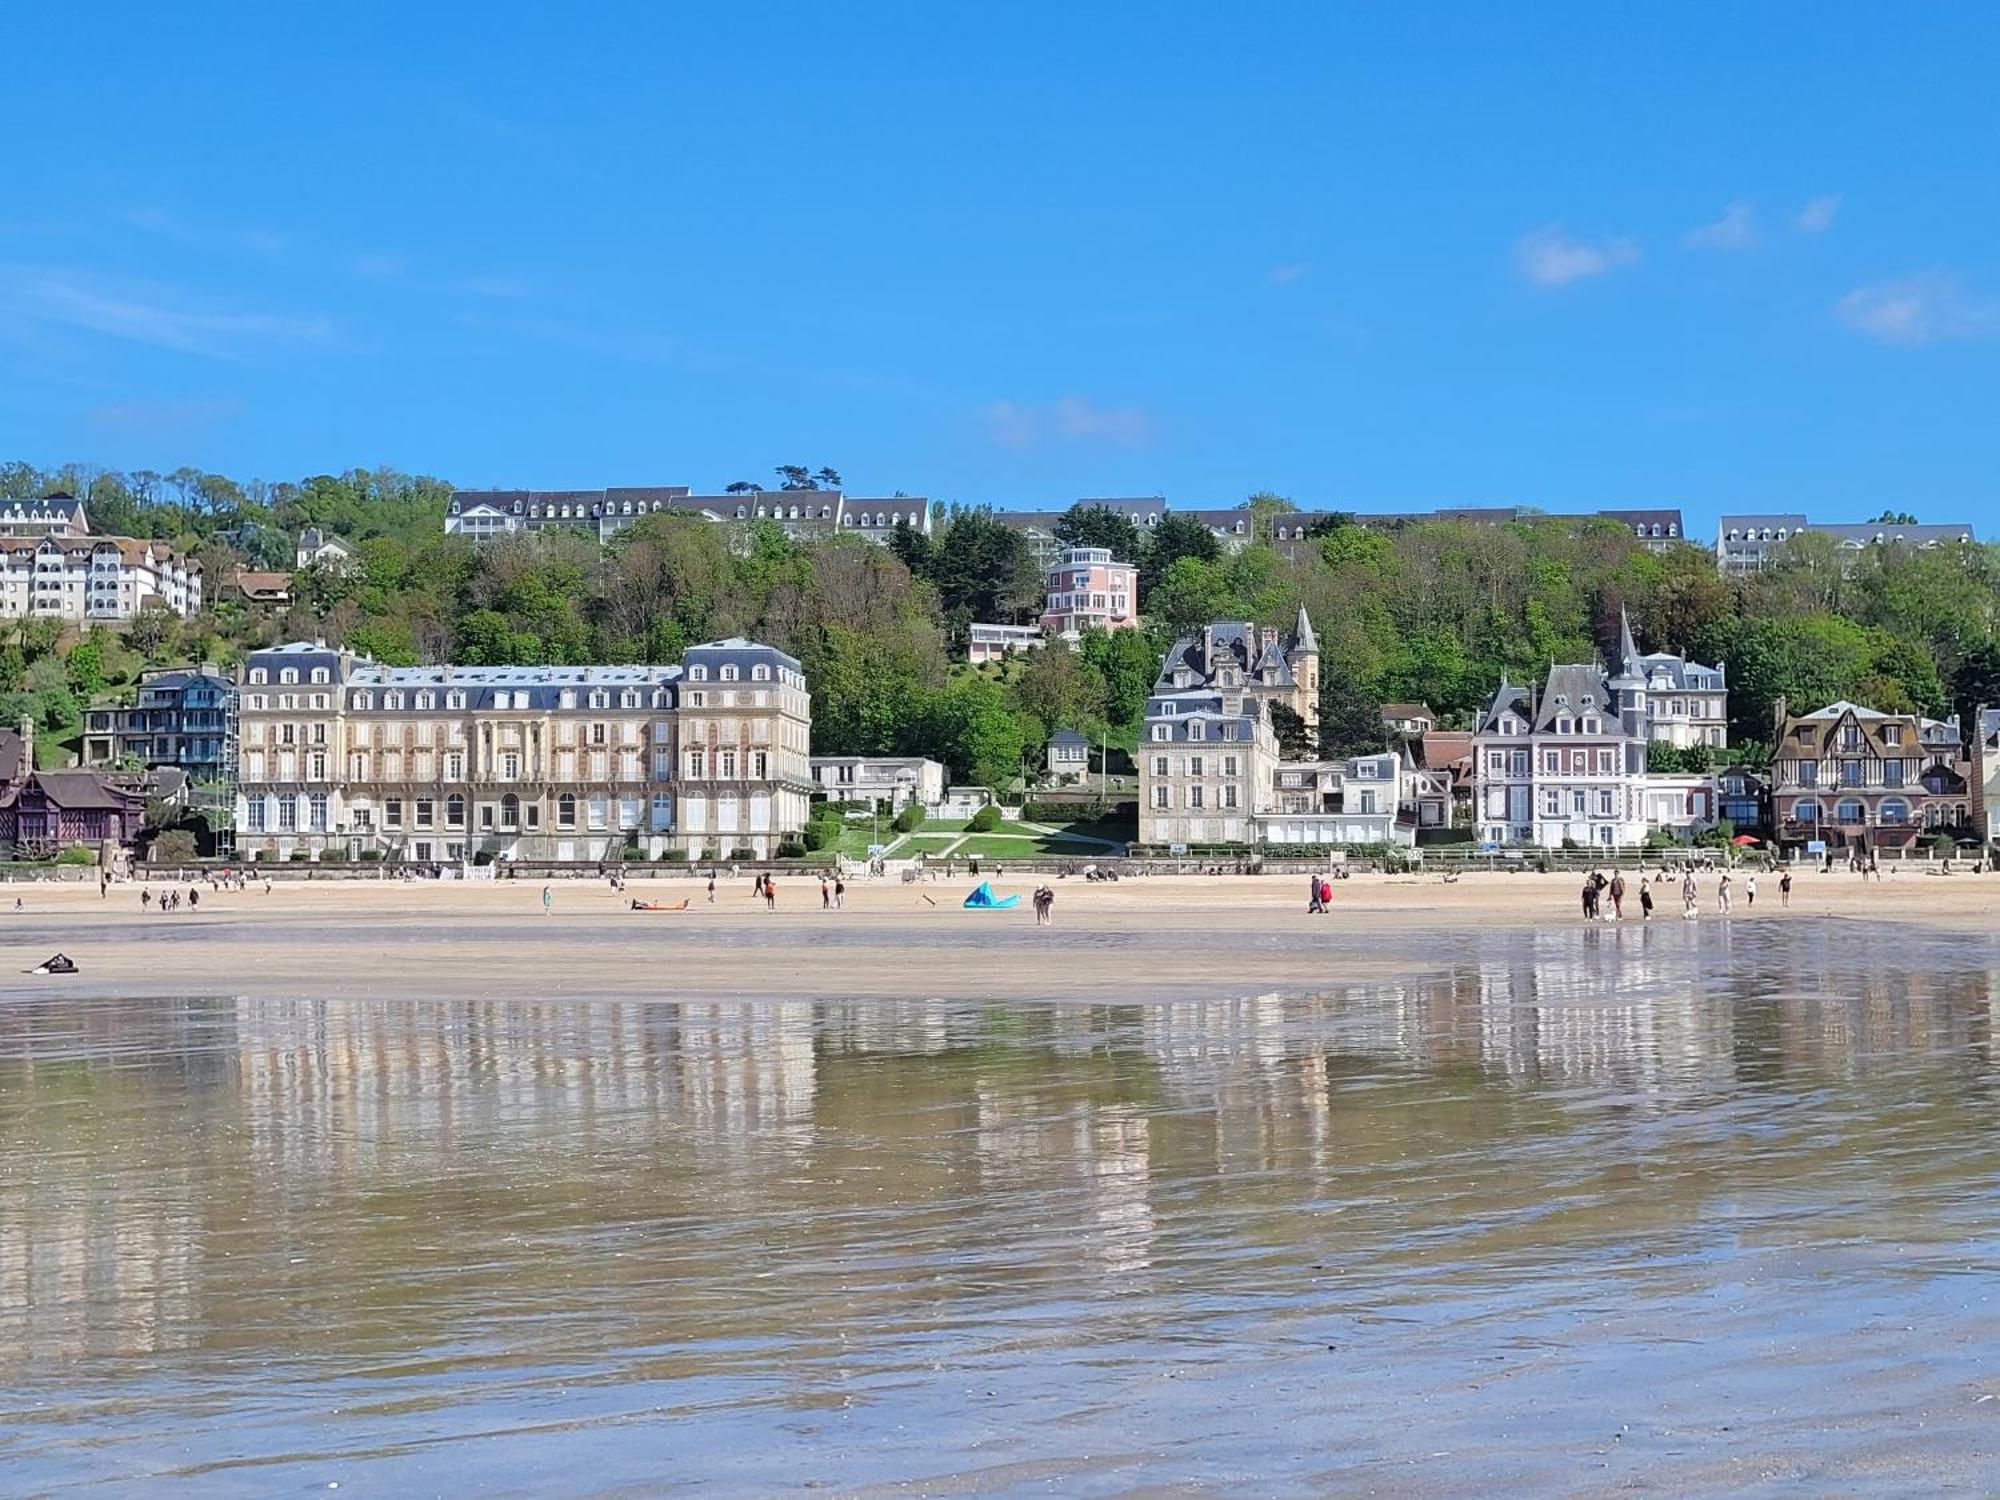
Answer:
top-left (18, 716), bottom-right (32, 767)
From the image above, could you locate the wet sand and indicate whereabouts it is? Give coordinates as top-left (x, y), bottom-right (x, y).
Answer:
top-left (1, 866), bottom-right (1994, 1003)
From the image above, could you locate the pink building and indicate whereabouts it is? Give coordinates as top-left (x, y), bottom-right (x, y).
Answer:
top-left (1039, 546), bottom-right (1138, 642)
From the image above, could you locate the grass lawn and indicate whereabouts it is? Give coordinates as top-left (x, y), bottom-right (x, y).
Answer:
top-left (944, 836), bottom-right (1107, 859)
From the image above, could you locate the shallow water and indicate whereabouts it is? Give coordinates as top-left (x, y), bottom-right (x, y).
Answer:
top-left (4, 919), bottom-right (2000, 1496)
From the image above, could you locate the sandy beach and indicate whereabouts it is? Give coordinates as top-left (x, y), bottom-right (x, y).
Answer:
top-left (2, 865), bottom-right (1995, 1004)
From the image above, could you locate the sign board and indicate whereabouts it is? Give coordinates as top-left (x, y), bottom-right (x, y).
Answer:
top-left (1169, 842), bottom-right (1189, 856)
top-left (867, 844), bottom-right (887, 858)
top-left (1806, 840), bottom-right (1826, 854)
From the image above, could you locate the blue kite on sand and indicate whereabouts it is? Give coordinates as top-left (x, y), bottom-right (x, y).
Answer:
top-left (962, 882), bottom-right (1020, 910)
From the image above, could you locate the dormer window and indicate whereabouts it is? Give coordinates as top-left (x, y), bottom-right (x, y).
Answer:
top-left (559, 689), bottom-right (576, 709)
top-left (620, 690), bottom-right (638, 709)
top-left (752, 664), bottom-right (771, 682)
top-left (720, 665), bottom-right (739, 682)
top-left (689, 666), bottom-right (707, 682)
top-left (588, 690), bottom-right (608, 709)
top-left (385, 691), bottom-right (404, 710)
top-left (447, 691), bottom-right (466, 710)
top-left (415, 692), bottom-right (435, 710)
top-left (310, 668), bottom-right (330, 684)
top-left (353, 691), bottom-right (372, 710)
top-left (279, 668), bottom-right (299, 685)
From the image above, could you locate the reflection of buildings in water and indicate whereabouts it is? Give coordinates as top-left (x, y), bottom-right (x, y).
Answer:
top-left (232, 997), bottom-right (820, 1178)
top-left (1770, 963), bottom-right (1993, 1076)
top-left (971, 1085), bottom-right (1156, 1276)
top-left (0, 997), bottom-right (239, 1367)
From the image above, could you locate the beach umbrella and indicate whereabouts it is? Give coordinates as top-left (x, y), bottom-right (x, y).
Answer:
top-left (1730, 834), bottom-right (1761, 846)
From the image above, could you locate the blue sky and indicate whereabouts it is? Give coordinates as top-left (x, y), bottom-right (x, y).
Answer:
top-left (5, 4), bottom-right (1998, 538)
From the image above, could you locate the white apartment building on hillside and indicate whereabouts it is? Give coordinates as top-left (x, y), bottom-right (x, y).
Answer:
top-left (0, 536), bottom-right (202, 621)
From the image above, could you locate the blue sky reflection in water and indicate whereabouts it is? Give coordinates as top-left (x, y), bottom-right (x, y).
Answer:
top-left (3, 920), bottom-right (2000, 1494)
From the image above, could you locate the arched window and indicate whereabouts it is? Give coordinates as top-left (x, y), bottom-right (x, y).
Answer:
top-left (1835, 798), bottom-right (1865, 824)
top-left (446, 793), bottom-right (465, 826)
top-left (1793, 798), bottom-right (1820, 822)
top-left (501, 793), bottom-right (520, 829)
top-left (1879, 798), bottom-right (1908, 825)
top-left (751, 663), bottom-right (770, 681)
top-left (720, 664), bottom-right (739, 681)
top-left (735, 506), bottom-right (747, 520)
top-left (557, 792), bottom-right (577, 828)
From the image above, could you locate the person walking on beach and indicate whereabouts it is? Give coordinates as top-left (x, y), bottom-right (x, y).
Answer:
top-left (188, 888), bottom-right (199, 912)
top-left (1681, 871), bottom-right (1699, 920)
top-left (1744, 874), bottom-right (1756, 908)
top-left (833, 875), bottom-right (845, 909)
top-left (1639, 881), bottom-right (1654, 921)
top-left (1780, 868), bottom-right (1792, 907)
top-left (764, 877), bottom-right (776, 910)
top-left (541, 884), bottom-right (552, 916)
top-left (1308, 873), bottom-right (1323, 914)
top-left (141, 888), bottom-right (151, 911)
top-left (1609, 871), bottom-right (1626, 920)
top-left (820, 876), bottom-right (831, 910)
top-left (707, 873), bottom-right (716, 904)
top-left (1717, 873), bottom-right (1732, 914)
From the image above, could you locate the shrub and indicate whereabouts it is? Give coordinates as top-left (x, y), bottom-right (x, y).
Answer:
top-left (358, 849), bottom-right (385, 863)
top-left (775, 838), bottom-right (808, 859)
top-left (317, 846), bottom-right (350, 864)
top-left (289, 850), bottom-right (310, 862)
top-left (56, 845), bottom-right (99, 866)
top-left (1021, 800), bottom-right (1108, 822)
top-left (892, 802), bottom-right (926, 834)
top-left (729, 846), bottom-right (757, 861)
top-left (968, 805), bottom-right (1001, 833)
top-left (657, 849), bottom-right (689, 863)
top-left (149, 829), bottom-right (198, 863)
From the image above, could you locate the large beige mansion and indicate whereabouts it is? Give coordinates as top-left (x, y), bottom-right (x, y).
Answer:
top-left (235, 638), bottom-right (811, 863)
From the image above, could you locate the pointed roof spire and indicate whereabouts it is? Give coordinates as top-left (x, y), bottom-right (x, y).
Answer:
top-left (1291, 603), bottom-right (1318, 653)
top-left (1609, 607), bottom-right (1644, 687)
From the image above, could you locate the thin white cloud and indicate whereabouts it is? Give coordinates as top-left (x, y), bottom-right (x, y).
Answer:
top-left (1683, 201), bottom-right (1759, 251)
top-left (0, 264), bottom-right (333, 358)
top-left (89, 396), bottom-right (242, 434)
top-left (459, 274), bottom-right (531, 299)
top-left (1514, 226), bottom-right (1639, 287)
top-left (1835, 273), bottom-right (1999, 346)
top-left (1265, 263), bottom-right (1307, 287)
top-left (982, 396), bottom-right (1154, 450)
top-left (350, 252), bottom-right (407, 277)
top-left (1796, 194), bottom-right (1842, 234)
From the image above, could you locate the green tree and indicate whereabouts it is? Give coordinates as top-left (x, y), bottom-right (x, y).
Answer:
top-left (1142, 511), bottom-right (1222, 593)
top-left (1053, 503), bottom-right (1144, 560)
top-left (924, 674), bottom-right (1025, 788)
top-left (1317, 659), bottom-right (1387, 757)
top-left (1078, 627), bottom-right (1158, 726)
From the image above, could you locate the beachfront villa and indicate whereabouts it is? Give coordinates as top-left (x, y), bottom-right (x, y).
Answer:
top-left (234, 638), bottom-right (813, 863)
top-left (1469, 615), bottom-right (1731, 850)
top-left (1139, 609), bottom-right (1322, 847)
top-left (1258, 750), bottom-right (1426, 848)
top-left (1769, 701), bottom-right (1972, 854)
top-left (1472, 664), bottom-right (1655, 849)
top-left (82, 666), bottom-right (233, 779)
top-left (1615, 611), bottom-right (1729, 750)
top-left (809, 755), bottom-right (946, 812)
top-left (1979, 708), bottom-right (2000, 848)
